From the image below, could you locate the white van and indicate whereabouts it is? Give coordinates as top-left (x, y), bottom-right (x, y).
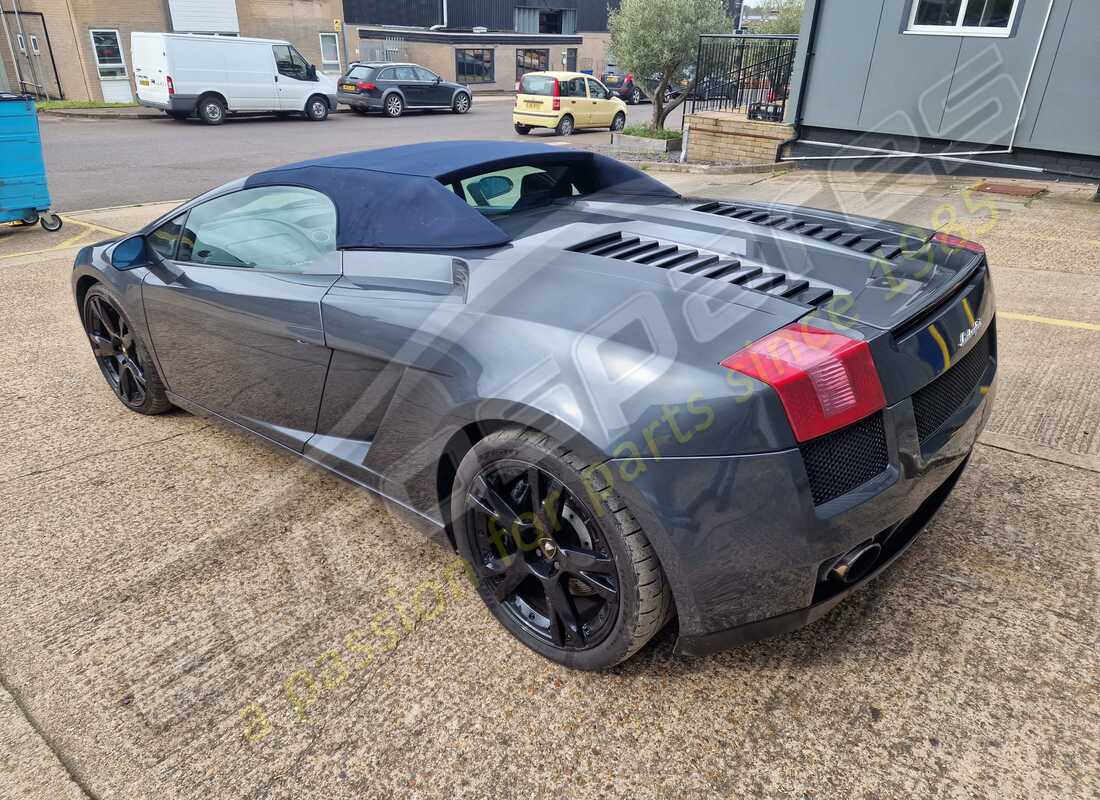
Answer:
top-left (131, 32), bottom-right (338, 124)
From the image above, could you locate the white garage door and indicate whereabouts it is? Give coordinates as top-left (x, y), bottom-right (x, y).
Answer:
top-left (168, 0), bottom-right (240, 33)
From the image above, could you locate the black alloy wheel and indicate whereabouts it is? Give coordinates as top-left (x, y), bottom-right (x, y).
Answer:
top-left (451, 428), bottom-right (673, 669)
top-left (83, 288), bottom-right (171, 414)
top-left (630, 86), bottom-right (642, 104)
top-left (466, 461), bottom-right (620, 651)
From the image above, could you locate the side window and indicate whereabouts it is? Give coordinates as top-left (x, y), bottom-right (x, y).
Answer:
top-left (273, 45), bottom-right (309, 80)
top-left (560, 77), bottom-right (586, 97)
top-left (413, 66), bottom-right (437, 81)
top-left (176, 186), bottom-right (337, 273)
top-left (377, 67), bottom-right (395, 81)
top-left (393, 66), bottom-right (417, 81)
top-left (147, 213), bottom-right (186, 261)
top-left (586, 78), bottom-right (607, 99)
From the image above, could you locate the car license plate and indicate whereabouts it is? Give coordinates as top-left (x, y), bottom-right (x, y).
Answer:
top-left (525, 101), bottom-right (540, 107)
top-left (606, 77), bottom-right (619, 84)
top-left (340, 83), bottom-right (357, 92)
top-left (139, 79), bottom-right (150, 86)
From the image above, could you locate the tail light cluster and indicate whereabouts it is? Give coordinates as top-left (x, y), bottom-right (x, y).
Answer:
top-left (932, 231), bottom-right (985, 254)
top-left (551, 77), bottom-right (561, 111)
top-left (166, 75), bottom-right (175, 95)
top-left (356, 81), bottom-right (378, 92)
top-left (721, 323), bottom-right (885, 442)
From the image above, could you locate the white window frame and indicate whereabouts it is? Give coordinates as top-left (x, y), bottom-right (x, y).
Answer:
top-left (16, 33), bottom-right (26, 55)
top-left (89, 29), bottom-right (128, 79)
top-left (906, 0), bottom-right (1020, 38)
top-left (318, 32), bottom-right (340, 70)
top-left (29, 35), bottom-right (40, 56)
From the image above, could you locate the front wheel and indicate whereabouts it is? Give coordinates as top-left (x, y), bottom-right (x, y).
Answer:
top-left (450, 427), bottom-right (674, 670)
top-left (384, 93), bottom-right (404, 118)
top-left (610, 112), bottom-right (626, 132)
top-left (452, 92), bottom-right (471, 114)
top-left (555, 114), bottom-right (574, 136)
top-left (82, 286), bottom-right (172, 415)
top-left (514, 123), bottom-right (531, 135)
top-left (630, 86), bottom-right (642, 105)
top-left (305, 96), bottom-right (329, 121)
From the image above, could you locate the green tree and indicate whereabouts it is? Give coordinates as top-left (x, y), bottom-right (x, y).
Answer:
top-left (609, 0), bottom-right (732, 130)
top-left (744, 0), bottom-right (804, 35)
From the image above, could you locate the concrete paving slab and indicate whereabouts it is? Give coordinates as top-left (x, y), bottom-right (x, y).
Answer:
top-left (0, 684), bottom-right (85, 800)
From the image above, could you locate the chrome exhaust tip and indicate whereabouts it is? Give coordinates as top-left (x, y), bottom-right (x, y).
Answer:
top-left (828, 542), bottom-right (882, 585)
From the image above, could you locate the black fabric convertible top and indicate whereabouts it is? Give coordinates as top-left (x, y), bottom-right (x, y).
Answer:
top-left (243, 141), bottom-right (679, 250)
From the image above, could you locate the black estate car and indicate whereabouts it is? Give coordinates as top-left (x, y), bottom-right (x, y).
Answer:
top-left (337, 62), bottom-right (473, 118)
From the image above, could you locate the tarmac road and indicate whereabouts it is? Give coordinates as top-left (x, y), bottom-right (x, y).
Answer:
top-left (37, 98), bottom-right (682, 212)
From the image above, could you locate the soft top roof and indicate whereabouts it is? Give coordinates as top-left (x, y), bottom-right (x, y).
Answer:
top-left (243, 141), bottom-right (679, 250)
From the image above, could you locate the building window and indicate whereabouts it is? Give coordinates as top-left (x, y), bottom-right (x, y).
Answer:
top-left (29, 35), bottom-right (40, 56)
top-left (16, 33), bottom-right (25, 55)
top-left (516, 48), bottom-right (549, 80)
top-left (456, 48), bottom-right (494, 84)
top-left (907, 0), bottom-right (1020, 36)
top-left (319, 32), bottom-right (340, 70)
top-left (90, 30), bottom-right (127, 78)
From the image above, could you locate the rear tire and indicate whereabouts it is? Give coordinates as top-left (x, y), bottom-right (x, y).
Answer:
top-left (514, 123), bottom-right (531, 135)
top-left (305, 95), bottom-right (329, 121)
top-left (450, 427), bottom-right (674, 670)
top-left (197, 95), bottom-right (226, 125)
top-left (384, 93), bottom-right (404, 118)
top-left (555, 114), bottom-right (574, 136)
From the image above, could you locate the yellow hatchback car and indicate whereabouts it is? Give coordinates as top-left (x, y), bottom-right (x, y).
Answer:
top-left (513, 71), bottom-right (628, 136)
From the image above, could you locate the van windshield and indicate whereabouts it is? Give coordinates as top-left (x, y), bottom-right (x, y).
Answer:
top-left (520, 75), bottom-right (556, 96)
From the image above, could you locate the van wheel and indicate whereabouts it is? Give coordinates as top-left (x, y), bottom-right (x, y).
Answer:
top-left (555, 114), bottom-right (574, 136)
top-left (198, 96), bottom-right (225, 125)
top-left (384, 93), bottom-right (404, 118)
top-left (305, 95), bottom-right (329, 121)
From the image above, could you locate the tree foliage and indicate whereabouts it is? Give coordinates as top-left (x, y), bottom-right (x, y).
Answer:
top-left (609, 0), bottom-right (732, 130)
top-left (743, 0), bottom-right (804, 35)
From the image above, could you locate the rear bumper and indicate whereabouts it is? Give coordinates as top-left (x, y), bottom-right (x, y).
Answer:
top-left (338, 92), bottom-right (382, 109)
top-left (513, 110), bottom-right (561, 127)
top-left (610, 326), bottom-right (997, 652)
top-left (137, 94), bottom-right (198, 113)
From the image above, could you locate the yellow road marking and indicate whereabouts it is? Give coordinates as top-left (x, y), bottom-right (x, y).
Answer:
top-left (928, 323), bottom-right (951, 369)
top-left (0, 215), bottom-right (124, 261)
top-left (999, 311), bottom-right (1100, 332)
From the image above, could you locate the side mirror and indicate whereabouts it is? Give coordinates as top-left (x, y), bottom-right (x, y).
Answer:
top-left (110, 235), bottom-right (154, 270)
top-left (307, 64), bottom-right (318, 81)
top-left (434, 75), bottom-right (441, 84)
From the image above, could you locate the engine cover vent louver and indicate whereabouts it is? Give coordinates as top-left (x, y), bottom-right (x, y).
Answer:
top-left (568, 232), bottom-right (835, 308)
top-left (692, 201), bottom-right (905, 261)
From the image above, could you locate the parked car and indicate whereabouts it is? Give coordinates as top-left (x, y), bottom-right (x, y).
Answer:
top-left (131, 32), bottom-right (337, 125)
top-left (599, 66), bottom-right (646, 104)
top-left (337, 62), bottom-right (472, 118)
top-left (71, 141), bottom-right (997, 670)
top-left (513, 72), bottom-right (626, 136)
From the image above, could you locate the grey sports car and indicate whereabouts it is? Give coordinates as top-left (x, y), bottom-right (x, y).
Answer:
top-left (73, 141), bottom-right (997, 669)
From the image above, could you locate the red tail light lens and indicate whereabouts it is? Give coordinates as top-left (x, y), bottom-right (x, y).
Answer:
top-left (721, 323), bottom-right (886, 442)
top-left (551, 78), bottom-right (561, 110)
top-left (166, 75), bottom-right (174, 95)
top-left (932, 231), bottom-right (985, 253)
top-left (356, 81), bottom-right (377, 91)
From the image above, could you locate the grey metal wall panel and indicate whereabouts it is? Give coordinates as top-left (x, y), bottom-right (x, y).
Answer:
top-left (799, 0), bottom-right (883, 129)
top-left (1026, 0), bottom-right (1100, 156)
top-left (448, 0), bottom-right (513, 29)
top-left (515, 6), bottom-right (538, 33)
top-left (343, 0), bottom-right (440, 27)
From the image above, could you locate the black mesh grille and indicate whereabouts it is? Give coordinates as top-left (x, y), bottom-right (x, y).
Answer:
top-left (912, 329), bottom-right (992, 443)
top-left (800, 412), bottom-right (889, 506)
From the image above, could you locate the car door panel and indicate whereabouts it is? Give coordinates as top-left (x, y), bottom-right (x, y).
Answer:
top-left (394, 65), bottom-right (424, 106)
top-left (142, 263), bottom-right (338, 449)
top-left (587, 78), bottom-right (615, 126)
top-left (560, 76), bottom-right (587, 125)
